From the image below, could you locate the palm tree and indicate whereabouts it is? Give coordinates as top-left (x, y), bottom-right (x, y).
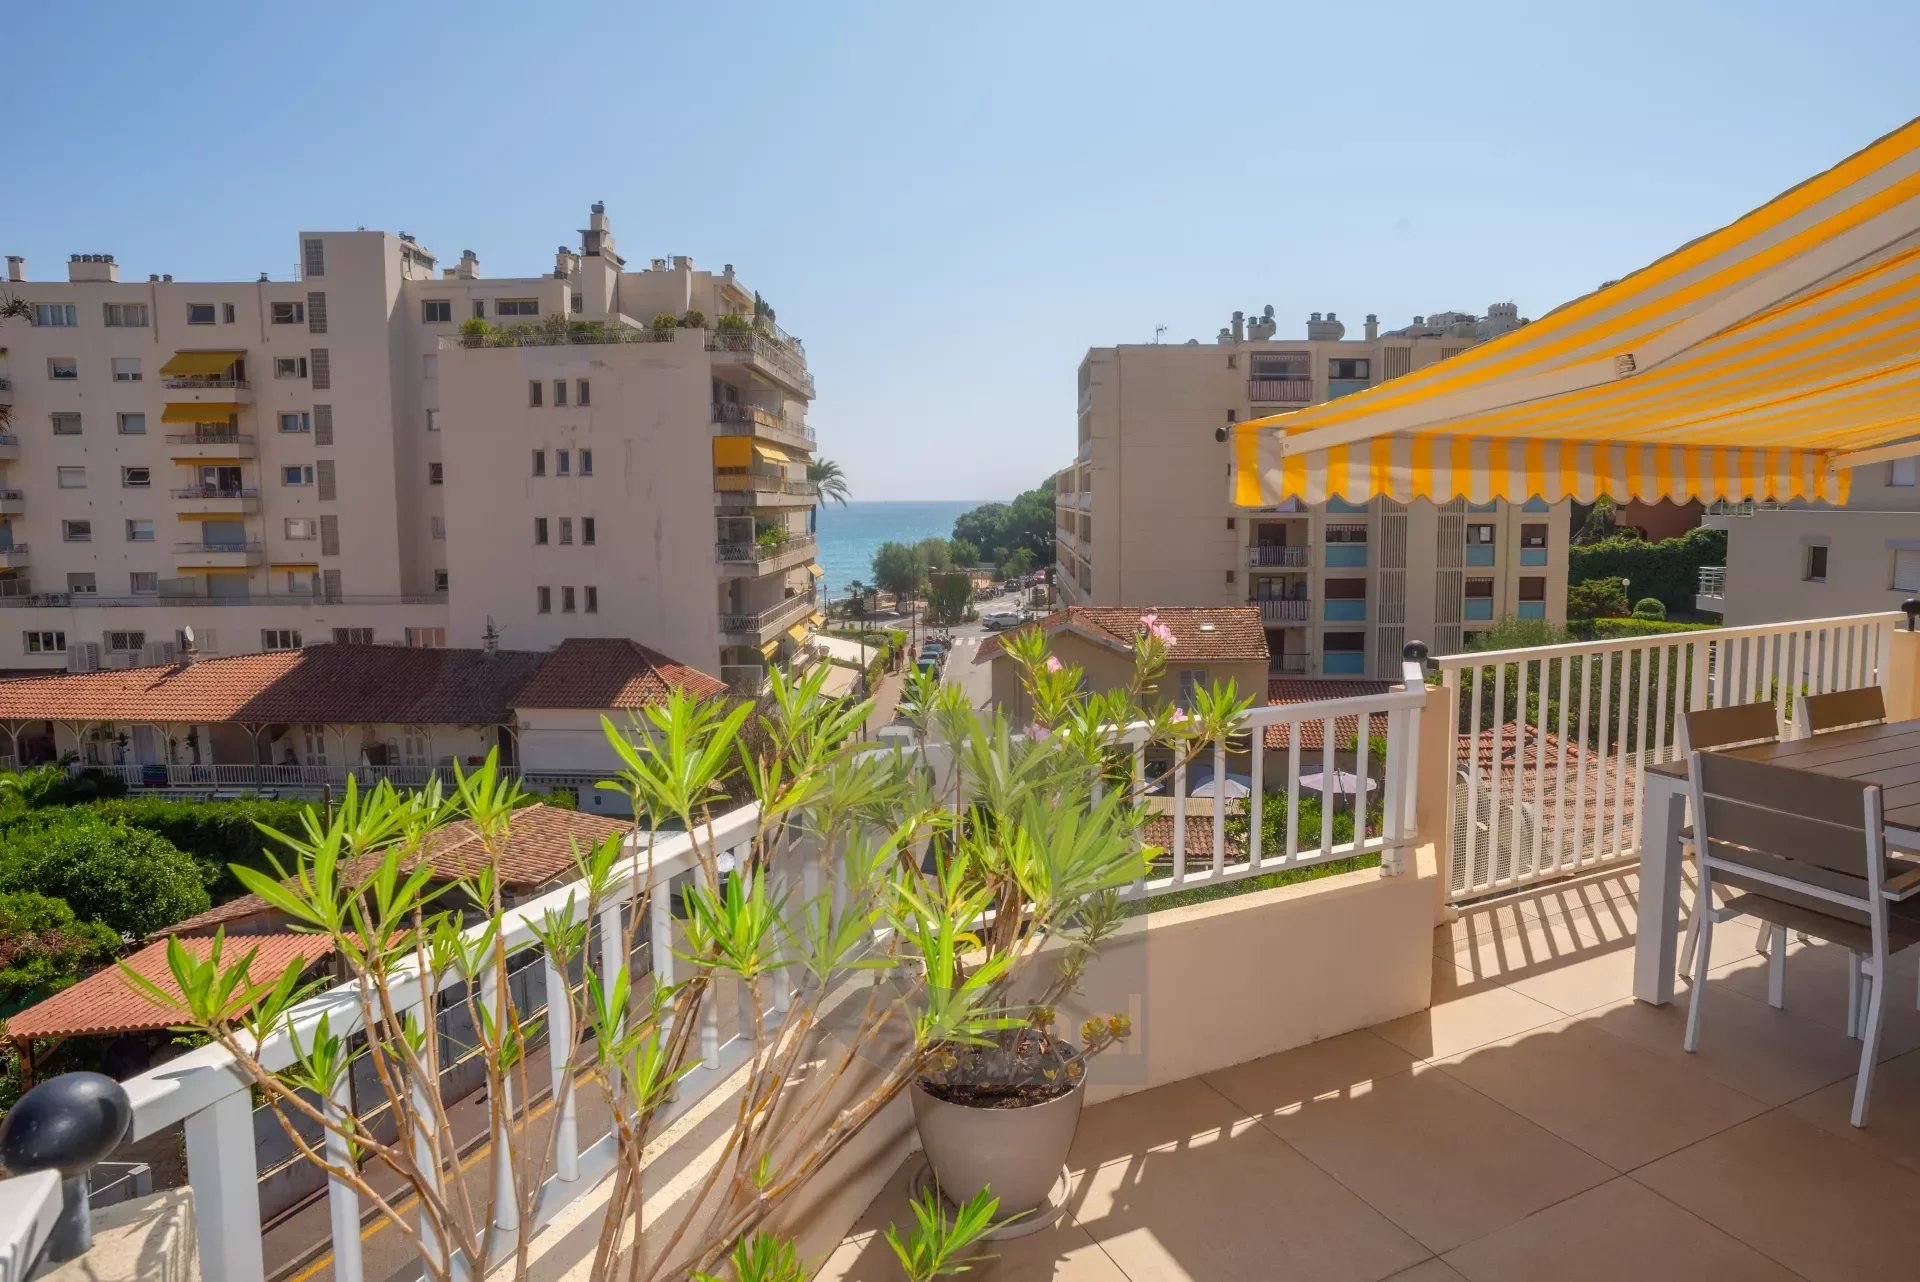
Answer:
top-left (808, 458), bottom-right (852, 506)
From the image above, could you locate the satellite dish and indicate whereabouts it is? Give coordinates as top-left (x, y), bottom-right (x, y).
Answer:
top-left (180, 626), bottom-right (196, 649)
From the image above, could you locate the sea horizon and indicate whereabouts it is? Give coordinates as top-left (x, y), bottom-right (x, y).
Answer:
top-left (814, 499), bottom-right (990, 598)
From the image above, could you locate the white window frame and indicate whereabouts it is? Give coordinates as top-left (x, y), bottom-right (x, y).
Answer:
top-left (50, 412), bottom-right (81, 436)
top-left (130, 572), bottom-right (158, 595)
top-left (278, 411), bottom-right (312, 434)
top-left (103, 302), bottom-right (149, 328)
top-left (285, 517), bottom-right (318, 539)
top-left (118, 412), bottom-right (147, 435)
top-left (270, 301), bottom-right (305, 325)
top-left (121, 466), bottom-right (150, 488)
top-left (64, 518), bottom-right (94, 541)
top-left (282, 465), bottom-right (314, 487)
top-left (405, 627), bottom-right (446, 648)
top-left (111, 356), bottom-right (143, 381)
top-left (274, 356), bottom-right (309, 379)
top-left (497, 298), bottom-right (539, 317)
top-left (187, 303), bottom-right (217, 325)
top-left (125, 519), bottom-right (155, 543)
top-left (422, 300), bottom-right (452, 324)
top-left (56, 467), bottom-right (86, 490)
top-left (66, 573), bottom-right (97, 595)
top-left (23, 630), bottom-right (66, 654)
top-left (1891, 457), bottom-right (1919, 488)
top-left (34, 303), bottom-right (77, 327)
top-left (47, 358), bottom-right (77, 380)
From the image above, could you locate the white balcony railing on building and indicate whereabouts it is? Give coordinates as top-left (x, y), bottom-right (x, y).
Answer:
top-left (1698, 566), bottom-right (1726, 596)
top-left (1255, 598), bottom-right (1310, 623)
top-left (719, 591), bottom-right (815, 636)
top-left (1432, 611), bottom-right (1903, 903)
top-left (80, 677), bottom-right (1428, 1282)
top-left (1248, 545), bottom-right (1309, 569)
top-left (715, 534), bottom-right (818, 565)
top-left (711, 402), bottom-right (816, 448)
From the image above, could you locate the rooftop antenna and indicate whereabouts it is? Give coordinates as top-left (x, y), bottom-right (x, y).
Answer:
top-left (1153, 324), bottom-right (1168, 344)
top-left (482, 617), bottom-right (500, 654)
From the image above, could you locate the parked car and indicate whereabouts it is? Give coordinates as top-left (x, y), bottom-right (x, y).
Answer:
top-left (981, 611), bottom-right (1022, 631)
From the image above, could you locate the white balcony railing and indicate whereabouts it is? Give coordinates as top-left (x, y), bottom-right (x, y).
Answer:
top-left (1697, 566), bottom-right (1726, 596)
top-left (1248, 545), bottom-right (1308, 569)
top-left (1432, 610), bottom-right (1903, 903)
top-left (1255, 598), bottom-right (1310, 623)
top-left (66, 677), bottom-right (1428, 1282)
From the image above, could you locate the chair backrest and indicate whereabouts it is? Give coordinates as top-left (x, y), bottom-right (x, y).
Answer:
top-left (1688, 750), bottom-right (1884, 913)
top-left (1802, 686), bottom-right (1887, 735)
top-left (1682, 701), bottom-right (1779, 754)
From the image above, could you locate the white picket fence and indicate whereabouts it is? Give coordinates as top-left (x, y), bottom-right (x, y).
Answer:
top-left (1434, 611), bottom-right (1902, 903)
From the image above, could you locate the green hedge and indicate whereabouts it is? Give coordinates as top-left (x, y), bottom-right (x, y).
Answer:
top-left (1568, 527), bottom-right (1726, 610)
top-left (91, 796), bottom-right (318, 896)
top-left (0, 812), bottom-right (209, 939)
top-left (1571, 617), bottom-right (1719, 640)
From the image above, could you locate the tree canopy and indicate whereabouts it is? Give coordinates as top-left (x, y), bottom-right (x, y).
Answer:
top-left (0, 813), bottom-right (210, 939)
top-left (870, 541), bottom-right (922, 601)
top-left (0, 891), bottom-right (119, 1010)
top-left (951, 484), bottom-right (1055, 568)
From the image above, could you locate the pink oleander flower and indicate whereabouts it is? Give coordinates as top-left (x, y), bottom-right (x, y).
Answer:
top-left (1024, 724), bottom-right (1049, 741)
top-left (1151, 622), bottom-right (1177, 646)
top-left (1138, 612), bottom-right (1158, 630)
top-left (1045, 656), bottom-right (1063, 672)
top-left (1170, 707), bottom-right (1188, 724)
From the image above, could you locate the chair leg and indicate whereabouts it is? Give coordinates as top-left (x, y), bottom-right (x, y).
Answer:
top-left (1852, 960), bottom-right (1887, 1128)
top-left (1848, 954), bottom-right (1863, 1038)
top-left (1766, 924), bottom-right (1787, 1009)
top-left (1679, 908), bottom-right (1702, 981)
top-left (1684, 907), bottom-right (1714, 1052)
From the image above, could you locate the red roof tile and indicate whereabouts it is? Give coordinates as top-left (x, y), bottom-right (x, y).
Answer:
top-left (513, 638), bottom-right (728, 708)
top-left (1263, 678), bottom-right (1398, 751)
top-left (7, 933), bottom-right (335, 1041)
top-left (156, 803), bottom-right (630, 937)
top-left (977, 607), bottom-right (1268, 663)
top-left (1140, 815), bottom-right (1249, 860)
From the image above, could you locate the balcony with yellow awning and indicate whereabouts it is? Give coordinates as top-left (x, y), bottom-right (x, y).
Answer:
top-left (713, 438), bottom-right (813, 507)
top-left (1234, 117), bottom-right (1920, 510)
top-left (159, 350), bottom-right (251, 404)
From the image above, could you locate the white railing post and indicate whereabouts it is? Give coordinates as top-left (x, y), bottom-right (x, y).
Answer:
top-left (322, 1071), bottom-right (366, 1282)
top-left (183, 1089), bottom-right (265, 1282)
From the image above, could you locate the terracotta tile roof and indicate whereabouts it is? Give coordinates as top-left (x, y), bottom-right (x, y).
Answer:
top-left (513, 638), bottom-right (729, 708)
top-left (7, 933), bottom-right (335, 1041)
top-left (0, 644), bottom-right (548, 726)
top-left (156, 803), bottom-right (630, 937)
top-left (1263, 678), bottom-right (1398, 751)
top-left (1141, 815), bottom-right (1249, 860)
top-left (1454, 723), bottom-right (1625, 810)
top-left (976, 607), bottom-right (1268, 663)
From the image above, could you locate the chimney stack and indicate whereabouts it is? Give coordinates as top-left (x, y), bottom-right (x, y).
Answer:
top-left (1231, 310), bottom-right (1245, 343)
top-left (5, 256), bottom-right (22, 283)
top-left (457, 249), bottom-right (479, 279)
top-left (1364, 313), bottom-right (1379, 341)
top-left (67, 253), bottom-right (119, 283)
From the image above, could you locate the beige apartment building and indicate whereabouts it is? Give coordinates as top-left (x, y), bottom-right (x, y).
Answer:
top-left (1697, 450), bottom-right (1920, 625)
top-left (0, 205), bottom-right (820, 688)
top-left (1055, 306), bottom-right (1570, 679)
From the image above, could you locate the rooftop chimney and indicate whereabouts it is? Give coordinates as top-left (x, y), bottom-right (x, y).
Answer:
top-left (672, 255), bottom-right (693, 271)
top-left (1364, 313), bottom-right (1379, 341)
top-left (258, 272), bottom-right (270, 282)
top-left (457, 249), bottom-right (479, 279)
top-left (162, 274), bottom-right (173, 283)
top-left (1306, 311), bottom-right (1344, 341)
top-left (5, 256), bottom-right (22, 283)
top-left (148, 274), bottom-right (159, 282)
top-left (67, 253), bottom-right (119, 284)
top-left (1231, 310), bottom-right (1245, 343)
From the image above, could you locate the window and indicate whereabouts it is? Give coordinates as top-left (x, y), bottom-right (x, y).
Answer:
top-left (1324, 578), bottom-right (1367, 599)
top-left (102, 302), bottom-right (148, 327)
top-left (1324, 523), bottom-right (1368, 544)
top-left (56, 466), bottom-right (86, 489)
top-left (421, 299), bottom-right (452, 324)
top-left (1805, 544), bottom-right (1830, 582)
top-left (580, 448), bottom-right (593, 476)
top-left (118, 412), bottom-right (146, 435)
top-left (48, 358), bottom-right (77, 380)
top-left (284, 569), bottom-right (316, 594)
top-left (431, 516), bottom-right (446, 539)
top-left (428, 462), bottom-right (444, 485)
top-left (472, 300), bottom-right (486, 319)
top-left (405, 626), bottom-right (446, 648)
top-left (534, 517), bottom-right (549, 545)
top-left (111, 356), bottom-right (142, 381)
top-left (1324, 632), bottom-right (1366, 652)
top-left (34, 303), bottom-right (77, 327)
top-left (187, 303), bottom-right (216, 325)
top-left (275, 356), bottom-right (309, 379)
top-left (125, 519), bottom-right (154, 542)
top-left (285, 517), bottom-right (317, 539)
top-left (422, 354), bottom-right (439, 380)
top-left (63, 519), bottom-right (92, 542)
top-left (270, 301), bottom-right (304, 325)
top-left (1892, 458), bottom-right (1919, 487)
top-left (130, 572), bottom-right (158, 595)
top-left (582, 517), bottom-right (596, 546)
top-left (531, 449), bottom-right (546, 476)
top-left (1329, 358), bottom-right (1371, 379)
top-left (279, 411), bottom-right (312, 434)
top-left (307, 292), bottom-right (327, 333)
top-left (577, 379), bottom-right (591, 406)
top-left (1466, 523), bottom-right (1496, 545)
top-left (1250, 352), bottom-right (1310, 378)
top-left (537, 586), bottom-right (552, 614)
top-left (301, 724), bottom-right (327, 765)
top-left (559, 517), bottom-right (573, 545)
top-left (584, 586), bottom-right (598, 614)
top-left (528, 380), bottom-right (543, 407)
top-left (67, 573), bottom-right (96, 595)
top-left (562, 586), bottom-right (576, 613)
top-left (121, 466), bottom-right (150, 488)
top-left (1465, 577), bottom-right (1495, 599)
top-left (553, 380), bottom-right (567, 407)
top-left (433, 569), bottom-right (449, 591)
top-left (303, 238), bottom-right (326, 277)
top-left (426, 408), bottom-right (440, 432)
top-left (497, 299), bottom-right (539, 317)
top-left (105, 630), bottom-right (144, 653)
top-left (262, 629), bottom-right (302, 652)
top-left (51, 412), bottom-right (81, 435)
top-left (334, 627), bottom-right (375, 645)
top-left (1520, 523), bottom-right (1548, 548)
top-left (223, 303), bottom-right (236, 324)
top-left (1518, 577), bottom-right (1547, 602)
top-left (1895, 549), bottom-right (1920, 593)
top-left (556, 449), bottom-right (571, 476)
top-left (282, 465), bottom-right (314, 486)
top-left (23, 631), bottom-right (65, 654)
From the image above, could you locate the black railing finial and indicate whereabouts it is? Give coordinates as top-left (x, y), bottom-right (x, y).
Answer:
top-left (1903, 599), bottom-right (1920, 632)
top-left (1402, 640), bottom-right (1432, 670)
top-left (0, 1072), bottom-right (133, 1264)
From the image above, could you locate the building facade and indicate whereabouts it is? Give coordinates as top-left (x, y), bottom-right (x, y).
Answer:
top-left (1699, 453), bottom-right (1920, 624)
top-left (0, 205), bottom-right (820, 688)
top-left (1055, 306), bottom-right (1570, 678)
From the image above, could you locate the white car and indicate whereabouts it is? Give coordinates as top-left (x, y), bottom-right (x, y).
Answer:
top-left (981, 611), bottom-right (1023, 631)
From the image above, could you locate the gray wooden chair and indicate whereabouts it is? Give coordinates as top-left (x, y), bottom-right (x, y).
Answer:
top-left (1676, 703), bottom-right (1781, 978)
top-left (1802, 686), bottom-right (1887, 736)
top-left (1684, 751), bottom-right (1920, 1126)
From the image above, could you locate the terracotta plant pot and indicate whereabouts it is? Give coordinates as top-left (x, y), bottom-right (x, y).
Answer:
top-left (910, 1068), bottom-right (1085, 1225)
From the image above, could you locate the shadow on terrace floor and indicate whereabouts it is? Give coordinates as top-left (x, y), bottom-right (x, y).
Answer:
top-left (821, 865), bottom-right (1920, 1281)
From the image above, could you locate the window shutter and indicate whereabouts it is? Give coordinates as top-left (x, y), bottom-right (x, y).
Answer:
top-left (313, 403), bottom-right (333, 446)
top-left (307, 292), bottom-right (328, 334)
top-left (303, 238), bottom-right (325, 277)
top-left (310, 348), bottom-right (331, 390)
top-left (320, 514), bottom-right (340, 556)
top-left (316, 459), bottom-right (337, 501)
top-left (322, 569), bottom-right (343, 603)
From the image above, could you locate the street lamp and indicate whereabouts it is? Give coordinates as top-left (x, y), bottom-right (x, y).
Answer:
top-left (845, 580), bottom-right (867, 672)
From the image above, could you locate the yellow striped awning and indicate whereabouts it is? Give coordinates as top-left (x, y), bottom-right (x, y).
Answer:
top-left (805, 563), bottom-right (824, 579)
top-left (785, 623), bottom-right (810, 644)
top-left (758, 640), bottom-right (780, 660)
top-left (753, 442), bottom-right (791, 465)
top-left (809, 611), bottom-right (826, 626)
top-left (158, 350), bottom-right (244, 377)
top-left (1234, 117), bottom-right (1920, 509)
top-left (713, 437), bottom-right (753, 468)
top-left (162, 403), bottom-right (237, 424)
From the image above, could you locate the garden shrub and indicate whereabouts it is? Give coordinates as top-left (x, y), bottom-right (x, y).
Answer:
top-left (0, 813), bottom-right (209, 939)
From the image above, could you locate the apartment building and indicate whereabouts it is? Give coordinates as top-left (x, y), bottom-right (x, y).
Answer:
top-left (0, 204), bottom-right (820, 687)
top-left (1698, 450), bottom-right (1920, 625)
top-left (1055, 306), bottom-right (1570, 678)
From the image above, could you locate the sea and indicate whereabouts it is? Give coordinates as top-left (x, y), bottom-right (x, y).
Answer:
top-left (815, 499), bottom-right (983, 602)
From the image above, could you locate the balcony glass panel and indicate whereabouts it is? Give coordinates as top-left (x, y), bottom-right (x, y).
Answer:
top-left (1326, 378), bottom-right (1372, 400)
top-left (1323, 599), bottom-right (1367, 622)
top-left (1520, 548), bottom-right (1548, 566)
top-left (1465, 546), bottom-right (1496, 566)
top-left (1325, 545), bottom-right (1368, 568)
top-left (1522, 497), bottom-right (1550, 512)
top-left (1464, 599), bottom-right (1495, 621)
top-left (1323, 651), bottom-right (1367, 674)
top-left (1325, 497), bottom-right (1367, 514)
top-left (1517, 601), bottom-right (1547, 619)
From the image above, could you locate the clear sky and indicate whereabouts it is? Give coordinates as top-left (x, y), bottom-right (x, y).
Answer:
top-left (6, 1), bottom-right (1918, 500)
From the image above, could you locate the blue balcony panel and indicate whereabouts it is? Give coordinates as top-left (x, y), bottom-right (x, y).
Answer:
top-left (1517, 601), bottom-right (1547, 619)
top-left (1323, 652), bottom-right (1367, 675)
top-left (1465, 546), bottom-right (1496, 566)
top-left (1520, 548), bottom-right (1548, 566)
top-left (1324, 600), bottom-right (1367, 622)
top-left (1464, 599), bottom-right (1495, 621)
top-left (1326, 545), bottom-right (1368, 568)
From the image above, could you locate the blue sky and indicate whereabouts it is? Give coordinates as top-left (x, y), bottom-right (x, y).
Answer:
top-left (7, 1), bottom-right (1918, 500)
